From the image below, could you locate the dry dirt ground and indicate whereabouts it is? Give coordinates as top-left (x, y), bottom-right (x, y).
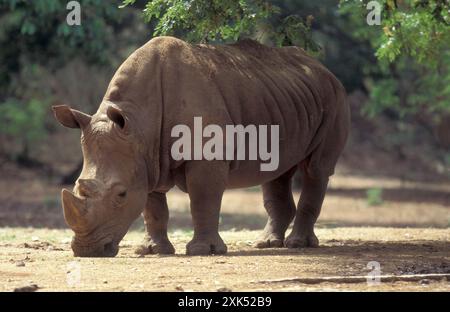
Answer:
top-left (0, 174), bottom-right (449, 292)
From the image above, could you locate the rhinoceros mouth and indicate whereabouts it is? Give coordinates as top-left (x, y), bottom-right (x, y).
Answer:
top-left (103, 241), bottom-right (119, 257)
top-left (72, 237), bottom-right (119, 258)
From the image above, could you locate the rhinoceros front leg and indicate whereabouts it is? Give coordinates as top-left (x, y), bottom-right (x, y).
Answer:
top-left (135, 192), bottom-right (175, 255)
top-left (255, 167), bottom-right (296, 248)
top-left (285, 170), bottom-right (328, 248)
top-left (185, 161), bottom-right (228, 255)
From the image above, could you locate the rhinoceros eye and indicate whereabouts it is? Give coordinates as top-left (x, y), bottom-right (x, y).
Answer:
top-left (111, 183), bottom-right (127, 203)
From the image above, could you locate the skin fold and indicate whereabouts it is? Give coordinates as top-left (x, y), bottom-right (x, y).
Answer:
top-left (53, 36), bottom-right (350, 257)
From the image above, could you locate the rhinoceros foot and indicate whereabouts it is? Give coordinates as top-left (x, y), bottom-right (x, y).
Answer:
top-left (285, 231), bottom-right (319, 248)
top-left (254, 233), bottom-right (285, 248)
top-left (135, 236), bottom-right (175, 255)
top-left (186, 235), bottom-right (227, 256)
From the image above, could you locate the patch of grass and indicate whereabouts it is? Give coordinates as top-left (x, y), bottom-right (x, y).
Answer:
top-left (244, 186), bottom-right (261, 193)
top-left (171, 228), bottom-right (194, 237)
top-left (0, 232), bottom-right (17, 242)
top-left (0, 228), bottom-right (72, 243)
top-left (366, 187), bottom-right (384, 206)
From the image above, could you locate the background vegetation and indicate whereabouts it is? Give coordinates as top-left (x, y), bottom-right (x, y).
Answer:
top-left (0, 0), bottom-right (449, 181)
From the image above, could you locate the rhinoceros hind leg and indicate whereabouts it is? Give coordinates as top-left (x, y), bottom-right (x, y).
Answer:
top-left (255, 167), bottom-right (296, 249)
top-left (285, 167), bottom-right (328, 249)
top-left (135, 192), bottom-right (175, 255)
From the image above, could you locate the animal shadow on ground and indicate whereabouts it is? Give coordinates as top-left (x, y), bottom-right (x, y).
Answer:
top-left (224, 240), bottom-right (449, 259)
top-left (124, 240), bottom-right (449, 274)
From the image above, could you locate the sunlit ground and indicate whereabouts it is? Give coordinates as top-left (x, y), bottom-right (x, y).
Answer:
top-left (0, 174), bottom-right (449, 291)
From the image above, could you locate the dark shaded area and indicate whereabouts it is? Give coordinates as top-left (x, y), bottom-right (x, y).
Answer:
top-left (0, 203), bottom-right (268, 231)
top-left (61, 161), bottom-right (82, 185)
top-left (327, 187), bottom-right (450, 206)
top-left (3, 184), bottom-right (447, 230)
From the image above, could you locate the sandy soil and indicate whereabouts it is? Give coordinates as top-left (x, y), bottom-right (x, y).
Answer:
top-left (0, 174), bottom-right (449, 292)
top-left (0, 228), bottom-right (449, 292)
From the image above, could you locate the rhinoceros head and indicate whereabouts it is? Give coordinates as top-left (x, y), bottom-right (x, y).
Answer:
top-left (53, 104), bottom-right (148, 257)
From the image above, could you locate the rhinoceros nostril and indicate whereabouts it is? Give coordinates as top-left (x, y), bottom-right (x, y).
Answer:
top-left (78, 188), bottom-right (89, 198)
top-left (76, 179), bottom-right (102, 198)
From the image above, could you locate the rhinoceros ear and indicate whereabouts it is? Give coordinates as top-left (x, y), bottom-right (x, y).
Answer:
top-left (52, 105), bottom-right (91, 129)
top-left (106, 106), bottom-right (126, 130)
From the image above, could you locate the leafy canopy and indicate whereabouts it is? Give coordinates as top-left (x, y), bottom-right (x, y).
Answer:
top-left (122, 0), bottom-right (449, 116)
top-left (340, 0), bottom-right (449, 67)
top-left (0, 0), bottom-right (125, 161)
top-left (120, 0), bottom-right (320, 51)
top-left (340, 0), bottom-right (450, 116)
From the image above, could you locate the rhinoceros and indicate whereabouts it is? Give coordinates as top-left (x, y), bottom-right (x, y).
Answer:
top-left (53, 36), bottom-right (350, 257)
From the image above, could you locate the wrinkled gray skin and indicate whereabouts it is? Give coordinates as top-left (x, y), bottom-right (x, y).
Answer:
top-left (54, 105), bottom-right (149, 257)
top-left (53, 37), bottom-right (349, 257)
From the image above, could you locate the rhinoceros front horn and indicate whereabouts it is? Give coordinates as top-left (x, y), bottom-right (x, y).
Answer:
top-left (61, 189), bottom-right (88, 228)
